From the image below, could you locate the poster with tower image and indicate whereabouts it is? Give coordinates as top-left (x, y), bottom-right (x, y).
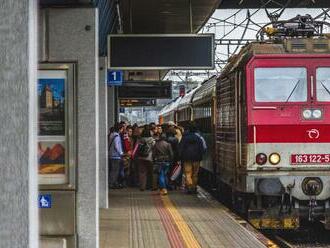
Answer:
top-left (38, 76), bottom-right (65, 135)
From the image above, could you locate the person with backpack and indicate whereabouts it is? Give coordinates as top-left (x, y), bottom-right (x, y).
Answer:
top-left (136, 126), bottom-right (155, 191)
top-left (108, 123), bottom-right (124, 189)
top-left (179, 122), bottom-right (205, 194)
top-left (153, 134), bottom-right (173, 195)
top-left (166, 126), bottom-right (181, 189)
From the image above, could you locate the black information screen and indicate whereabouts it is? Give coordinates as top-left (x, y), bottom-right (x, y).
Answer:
top-left (109, 35), bottom-right (214, 69)
top-left (118, 81), bottom-right (172, 99)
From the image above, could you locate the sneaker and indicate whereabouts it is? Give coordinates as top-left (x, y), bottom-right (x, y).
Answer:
top-left (160, 188), bottom-right (168, 195)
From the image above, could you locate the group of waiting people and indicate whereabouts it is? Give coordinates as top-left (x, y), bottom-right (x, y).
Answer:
top-left (108, 121), bottom-right (206, 195)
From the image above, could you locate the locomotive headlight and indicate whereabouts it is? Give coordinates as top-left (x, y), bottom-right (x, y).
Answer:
top-left (303, 109), bottom-right (312, 119)
top-left (256, 153), bottom-right (267, 165)
top-left (312, 109), bottom-right (322, 119)
top-left (269, 153), bottom-right (281, 165)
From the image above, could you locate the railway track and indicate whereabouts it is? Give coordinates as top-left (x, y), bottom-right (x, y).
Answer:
top-left (204, 186), bottom-right (330, 248)
top-left (264, 222), bottom-right (330, 248)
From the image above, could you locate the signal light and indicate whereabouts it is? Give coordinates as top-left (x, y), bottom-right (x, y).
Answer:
top-left (269, 153), bottom-right (281, 165)
top-left (256, 153), bottom-right (267, 165)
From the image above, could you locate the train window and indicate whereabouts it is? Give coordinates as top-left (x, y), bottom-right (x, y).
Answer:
top-left (316, 68), bottom-right (330, 101)
top-left (255, 67), bottom-right (307, 102)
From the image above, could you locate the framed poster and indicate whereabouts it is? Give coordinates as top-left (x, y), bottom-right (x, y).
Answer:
top-left (38, 64), bottom-right (76, 188)
top-left (38, 72), bottom-right (65, 136)
top-left (38, 140), bottom-right (66, 184)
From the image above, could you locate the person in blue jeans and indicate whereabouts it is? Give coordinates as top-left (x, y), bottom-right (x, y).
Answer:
top-left (108, 123), bottom-right (124, 189)
top-left (153, 134), bottom-right (173, 195)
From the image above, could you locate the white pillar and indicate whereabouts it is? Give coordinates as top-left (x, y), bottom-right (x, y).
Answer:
top-left (99, 57), bottom-right (108, 209)
top-left (0, 1), bottom-right (38, 248)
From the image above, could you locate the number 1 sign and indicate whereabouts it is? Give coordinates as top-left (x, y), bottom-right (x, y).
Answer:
top-left (107, 70), bottom-right (123, 86)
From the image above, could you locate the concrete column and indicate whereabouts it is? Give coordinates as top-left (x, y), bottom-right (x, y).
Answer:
top-left (99, 57), bottom-right (108, 209)
top-left (47, 8), bottom-right (99, 247)
top-left (107, 86), bottom-right (116, 129)
top-left (0, 1), bottom-right (38, 248)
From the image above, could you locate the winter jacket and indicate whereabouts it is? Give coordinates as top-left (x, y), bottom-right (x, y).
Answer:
top-left (166, 136), bottom-right (180, 162)
top-left (153, 139), bottom-right (174, 162)
top-left (179, 131), bottom-right (205, 162)
top-left (109, 132), bottom-right (123, 160)
top-left (123, 133), bottom-right (133, 153)
top-left (195, 132), bottom-right (207, 152)
top-left (137, 137), bottom-right (155, 162)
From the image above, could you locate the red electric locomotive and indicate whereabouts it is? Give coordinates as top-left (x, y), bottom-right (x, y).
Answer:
top-left (216, 16), bottom-right (330, 229)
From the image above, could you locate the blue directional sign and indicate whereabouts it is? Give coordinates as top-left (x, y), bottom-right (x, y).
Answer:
top-left (38, 194), bottom-right (52, 208)
top-left (107, 70), bottom-right (123, 86)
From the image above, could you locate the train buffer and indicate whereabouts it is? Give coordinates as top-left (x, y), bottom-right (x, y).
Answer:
top-left (100, 188), bottom-right (274, 248)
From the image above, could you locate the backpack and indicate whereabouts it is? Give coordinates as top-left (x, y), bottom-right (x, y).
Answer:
top-left (137, 140), bottom-right (151, 157)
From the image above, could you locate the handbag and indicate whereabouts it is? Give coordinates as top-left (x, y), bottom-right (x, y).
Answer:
top-left (131, 141), bottom-right (140, 159)
top-left (169, 162), bottom-right (182, 181)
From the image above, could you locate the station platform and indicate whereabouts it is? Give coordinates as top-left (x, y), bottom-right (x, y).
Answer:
top-left (100, 188), bottom-right (274, 248)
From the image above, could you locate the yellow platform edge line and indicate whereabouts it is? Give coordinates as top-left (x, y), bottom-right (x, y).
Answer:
top-left (161, 195), bottom-right (201, 248)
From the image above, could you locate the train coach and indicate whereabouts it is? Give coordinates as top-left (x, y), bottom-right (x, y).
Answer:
top-left (191, 76), bottom-right (217, 188)
top-left (158, 96), bottom-right (182, 124)
top-left (158, 78), bottom-right (217, 185)
top-left (176, 87), bottom-right (199, 127)
top-left (215, 37), bottom-right (330, 230)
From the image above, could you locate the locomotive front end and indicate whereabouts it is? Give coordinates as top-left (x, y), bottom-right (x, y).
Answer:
top-left (245, 54), bottom-right (330, 229)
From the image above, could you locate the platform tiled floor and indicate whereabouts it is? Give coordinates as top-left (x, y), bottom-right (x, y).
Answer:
top-left (100, 188), bottom-right (267, 248)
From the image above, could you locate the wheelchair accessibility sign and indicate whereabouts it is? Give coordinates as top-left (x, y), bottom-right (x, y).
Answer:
top-left (39, 194), bottom-right (52, 208)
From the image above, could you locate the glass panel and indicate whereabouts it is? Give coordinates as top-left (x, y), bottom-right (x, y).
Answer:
top-left (255, 67), bottom-right (307, 102)
top-left (316, 68), bottom-right (330, 102)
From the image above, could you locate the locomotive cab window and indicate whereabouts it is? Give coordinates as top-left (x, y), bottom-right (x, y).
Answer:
top-left (255, 67), bottom-right (307, 102)
top-left (316, 67), bottom-right (330, 102)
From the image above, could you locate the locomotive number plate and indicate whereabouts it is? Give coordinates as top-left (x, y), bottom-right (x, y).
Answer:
top-left (291, 154), bottom-right (330, 164)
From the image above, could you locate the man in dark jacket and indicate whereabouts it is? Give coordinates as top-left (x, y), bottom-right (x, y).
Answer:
top-left (179, 123), bottom-right (205, 194)
top-left (153, 134), bottom-right (173, 195)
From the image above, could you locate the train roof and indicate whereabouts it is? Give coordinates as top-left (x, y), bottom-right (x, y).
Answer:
top-left (159, 96), bottom-right (182, 116)
top-left (177, 87), bottom-right (199, 111)
top-left (192, 76), bottom-right (217, 105)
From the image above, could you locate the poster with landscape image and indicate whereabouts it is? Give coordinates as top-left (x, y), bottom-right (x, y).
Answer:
top-left (38, 141), bottom-right (65, 175)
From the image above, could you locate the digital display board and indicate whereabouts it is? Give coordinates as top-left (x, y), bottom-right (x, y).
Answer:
top-left (118, 81), bottom-right (172, 99)
top-left (120, 99), bottom-right (156, 107)
top-left (108, 34), bottom-right (214, 70)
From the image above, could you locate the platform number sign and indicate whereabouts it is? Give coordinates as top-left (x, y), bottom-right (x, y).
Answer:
top-left (39, 194), bottom-right (52, 208)
top-left (107, 70), bottom-right (123, 86)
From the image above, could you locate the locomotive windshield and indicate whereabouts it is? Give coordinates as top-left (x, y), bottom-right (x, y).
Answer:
top-left (316, 68), bottom-right (330, 102)
top-left (255, 67), bottom-right (307, 102)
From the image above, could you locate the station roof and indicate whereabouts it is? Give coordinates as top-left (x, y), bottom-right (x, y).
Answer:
top-left (119, 0), bottom-right (220, 34)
